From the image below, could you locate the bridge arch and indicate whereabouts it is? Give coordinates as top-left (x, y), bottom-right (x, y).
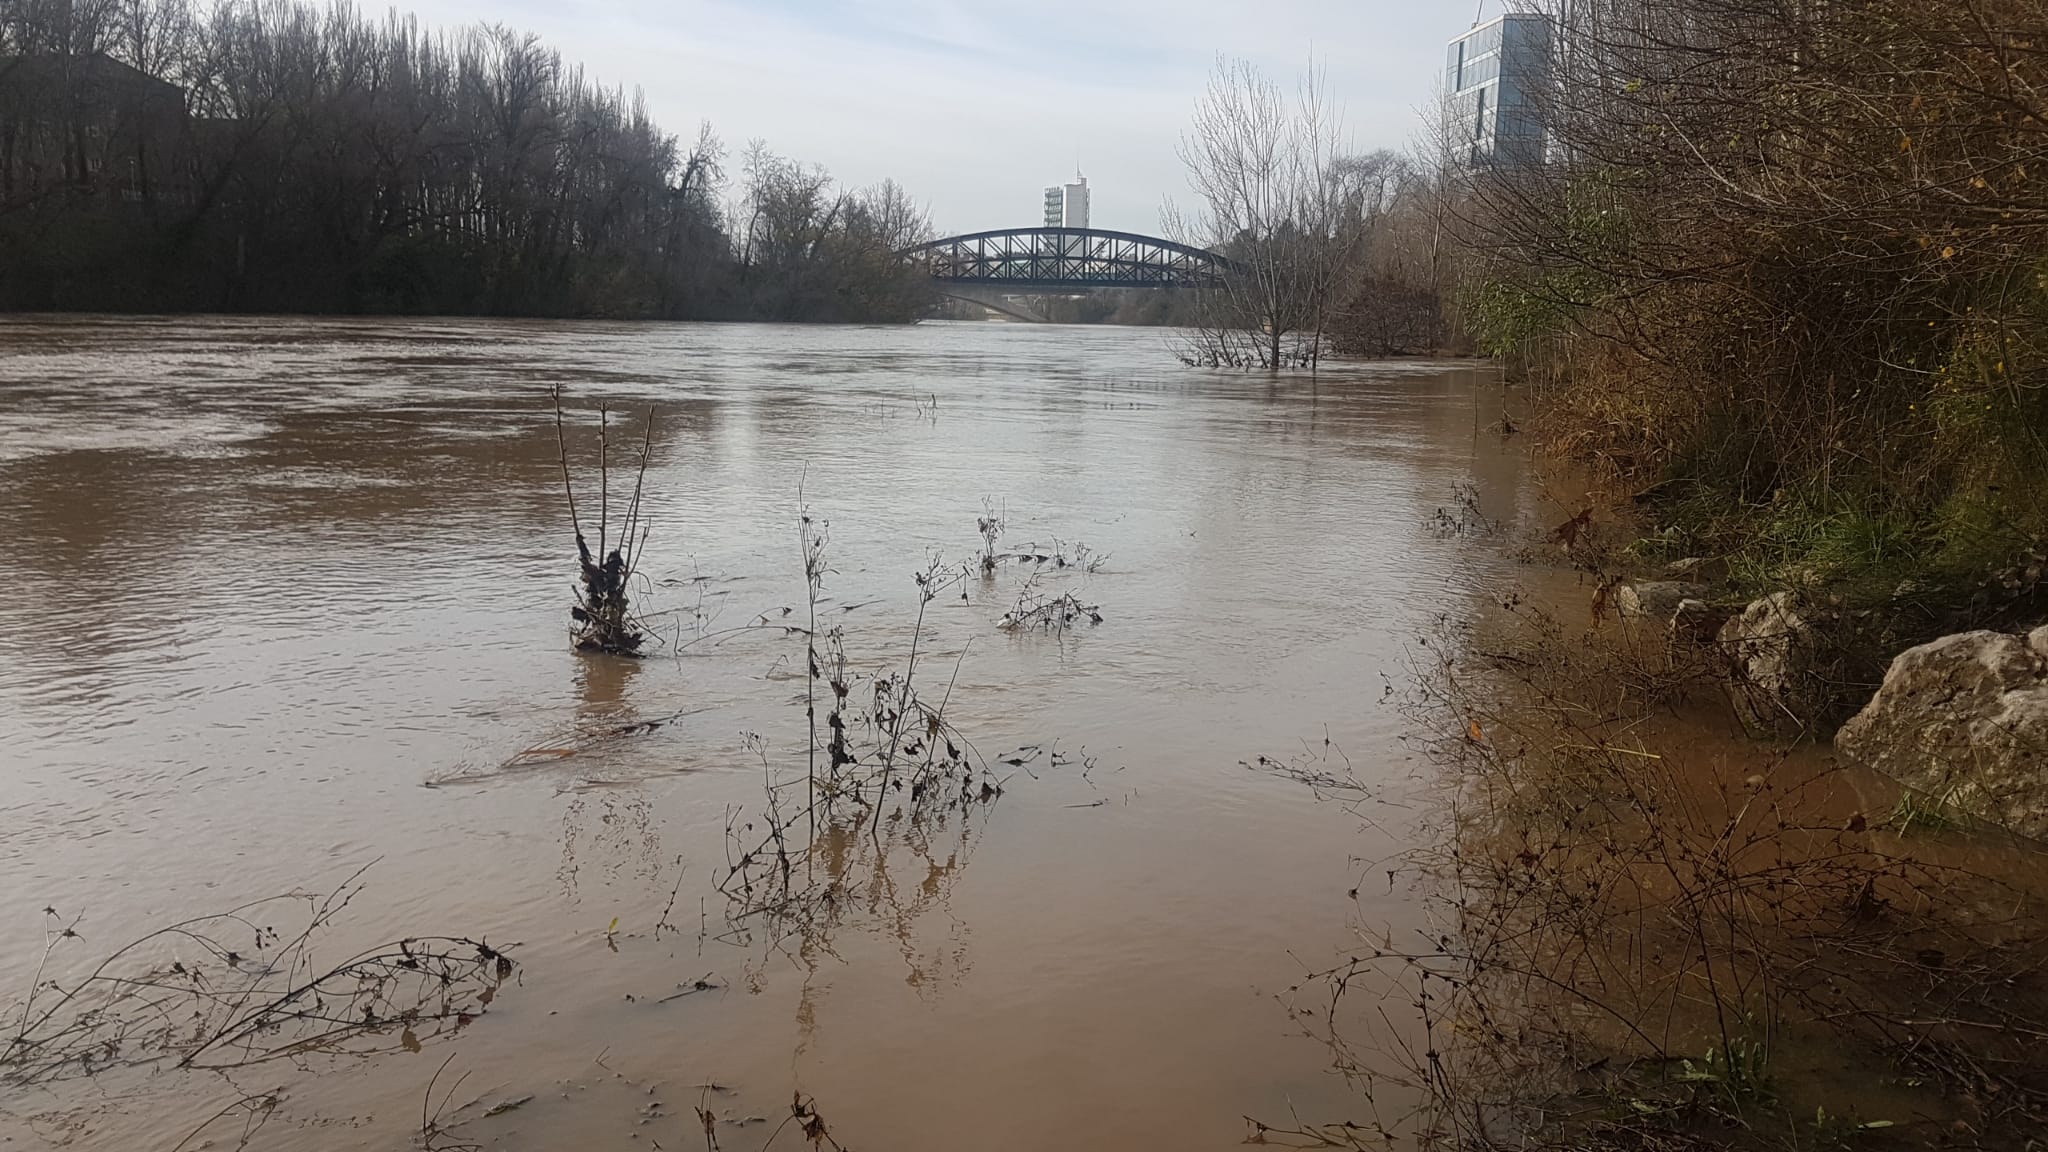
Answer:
top-left (902, 228), bottom-right (1232, 289)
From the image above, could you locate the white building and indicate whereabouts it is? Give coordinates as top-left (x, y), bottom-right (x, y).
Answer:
top-left (1042, 171), bottom-right (1090, 229)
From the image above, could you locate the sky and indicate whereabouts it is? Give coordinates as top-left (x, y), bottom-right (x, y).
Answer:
top-left (403, 0), bottom-right (1485, 236)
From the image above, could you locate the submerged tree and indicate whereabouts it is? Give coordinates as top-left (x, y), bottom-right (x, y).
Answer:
top-left (551, 385), bottom-right (654, 655)
top-left (1167, 57), bottom-right (1366, 370)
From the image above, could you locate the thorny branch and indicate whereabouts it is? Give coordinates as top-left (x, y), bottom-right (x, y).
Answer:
top-left (2, 870), bottom-right (515, 1088)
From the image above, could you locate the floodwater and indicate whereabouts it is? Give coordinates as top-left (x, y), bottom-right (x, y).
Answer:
top-left (0, 316), bottom-right (1540, 1151)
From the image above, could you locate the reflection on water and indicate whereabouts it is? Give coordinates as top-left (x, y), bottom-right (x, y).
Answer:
top-left (0, 315), bottom-right (1538, 1151)
top-left (577, 650), bottom-right (643, 715)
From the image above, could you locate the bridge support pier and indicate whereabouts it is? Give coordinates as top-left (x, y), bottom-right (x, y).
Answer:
top-left (939, 286), bottom-right (1052, 323)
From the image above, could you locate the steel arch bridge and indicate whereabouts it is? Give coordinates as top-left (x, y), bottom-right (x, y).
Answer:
top-left (901, 227), bottom-right (1232, 289)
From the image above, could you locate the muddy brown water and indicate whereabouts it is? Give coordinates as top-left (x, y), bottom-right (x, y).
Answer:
top-left (0, 316), bottom-right (1543, 1150)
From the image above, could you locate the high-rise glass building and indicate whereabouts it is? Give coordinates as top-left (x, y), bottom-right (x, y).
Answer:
top-left (1446, 13), bottom-right (1552, 168)
top-left (1042, 172), bottom-right (1090, 229)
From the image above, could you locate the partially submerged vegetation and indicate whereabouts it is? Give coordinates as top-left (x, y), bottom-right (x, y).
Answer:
top-left (553, 386), bottom-right (656, 655)
top-left (1, 870), bottom-right (513, 1090)
top-left (1263, 597), bottom-right (2048, 1150)
top-left (997, 577), bottom-right (1102, 634)
top-left (0, 471), bottom-right (1127, 1148)
top-left (1170, 60), bottom-right (1448, 368)
top-left (718, 517), bottom-right (1007, 946)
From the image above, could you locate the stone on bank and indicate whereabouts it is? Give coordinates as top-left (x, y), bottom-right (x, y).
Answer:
top-left (1718, 591), bottom-right (1834, 736)
top-left (1835, 626), bottom-right (2048, 841)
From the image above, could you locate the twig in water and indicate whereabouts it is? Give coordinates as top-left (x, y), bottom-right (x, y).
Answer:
top-left (420, 1053), bottom-right (482, 1151)
top-left (168, 1089), bottom-right (282, 1152)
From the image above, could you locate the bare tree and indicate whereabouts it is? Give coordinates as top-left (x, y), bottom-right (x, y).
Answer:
top-left (1168, 56), bottom-right (1362, 370)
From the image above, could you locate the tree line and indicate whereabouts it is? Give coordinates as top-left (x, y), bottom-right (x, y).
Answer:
top-left (0, 0), bottom-right (936, 320)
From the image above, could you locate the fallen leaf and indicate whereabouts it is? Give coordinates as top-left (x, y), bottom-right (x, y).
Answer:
top-left (1591, 579), bottom-right (1616, 623)
top-left (1553, 508), bottom-right (1593, 549)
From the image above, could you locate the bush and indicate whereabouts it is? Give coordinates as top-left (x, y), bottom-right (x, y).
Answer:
top-left (1466, 0), bottom-right (2048, 609)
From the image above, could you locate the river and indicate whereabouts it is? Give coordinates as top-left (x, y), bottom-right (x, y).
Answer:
top-left (0, 316), bottom-right (1537, 1151)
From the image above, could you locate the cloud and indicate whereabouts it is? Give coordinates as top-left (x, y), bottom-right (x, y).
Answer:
top-left (404, 0), bottom-right (1468, 235)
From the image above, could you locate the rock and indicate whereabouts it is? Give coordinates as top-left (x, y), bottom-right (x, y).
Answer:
top-left (1836, 629), bottom-right (2048, 841)
top-left (1718, 592), bottom-right (1828, 734)
top-left (1671, 598), bottom-right (1730, 643)
top-left (1661, 556), bottom-right (1731, 583)
top-left (1615, 581), bottom-right (1711, 623)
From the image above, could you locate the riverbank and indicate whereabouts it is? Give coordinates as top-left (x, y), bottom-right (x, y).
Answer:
top-left (1287, 439), bottom-right (2048, 1150)
top-left (1454, 0), bottom-right (2048, 751)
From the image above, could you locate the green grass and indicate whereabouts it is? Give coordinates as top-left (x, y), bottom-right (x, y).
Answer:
top-left (1885, 790), bottom-right (1963, 836)
top-left (1676, 1037), bottom-right (1774, 1107)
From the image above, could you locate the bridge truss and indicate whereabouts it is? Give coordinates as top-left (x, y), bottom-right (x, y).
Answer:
top-left (902, 228), bottom-right (1231, 289)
